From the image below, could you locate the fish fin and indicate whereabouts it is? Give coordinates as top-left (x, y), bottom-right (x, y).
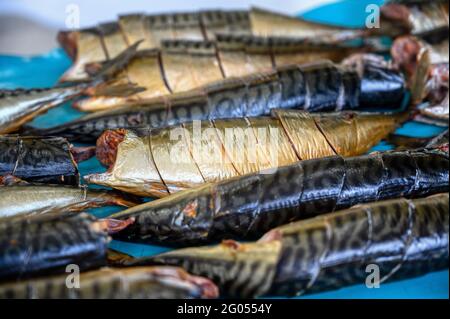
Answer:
top-left (84, 61), bottom-right (106, 77)
top-left (106, 249), bottom-right (136, 266)
top-left (410, 48), bottom-right (431, 105)
top-left (0, 175), bottom-right (28, 186)
top-left (84, 172), bottom-right (169, 198)
top-left (385, 133), bottom-right (430, 150)
top-left (101, 217), bottom-right (135, 234)
top-left (103, 190), bottom-right (142, 207)
top-left (70, 146), bottom-right (96, 163)
top-left (85, 82), bottom-right (146, 97)
top-left (92, 40), bottom-right (143, 82)
top-left (426, 130), bottom-right (449, 148)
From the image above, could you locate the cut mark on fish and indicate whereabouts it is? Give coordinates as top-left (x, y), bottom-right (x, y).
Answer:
top-left (182, 200), bottom-right (198, 218)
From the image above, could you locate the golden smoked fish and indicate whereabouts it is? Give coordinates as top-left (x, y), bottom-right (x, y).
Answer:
top-left (0, 183), bottom-right (138, 219)
top-left (59, 7), bottom-right (364, 82)
top-left (0, 267), bottom-right (218, 299)
top-left (379, 0), bottom-right (449, 39)
top-left (73, 36), bottom-right (363, 112)
top-left (86, 110), bottom-right (404, 197)
top-left (123, 193), bottom-right (449, 297)
top-left (30, 57), bottom-right (406, 142)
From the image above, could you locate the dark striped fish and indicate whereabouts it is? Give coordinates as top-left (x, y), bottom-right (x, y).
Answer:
top-left (108, 145), bottom-right (449, 246)
top-left (59, 7), bottom-right (364, 82)
top-left (379, 0), bottom-right (449, 39)
top-left (391, 35), bottom-right (448, 125)
top-left (0, 42), bottom-right (144, 135)
top-left (120, 193), bottom-right (449, 297)
top-left (0, 212), bottom-right (133, 281)
top-left (72, 36), bottom-right (365, 112)
top-left (31, 56), bottom-right (405, 143)
top-left (0, 136), bottom-right (82, 186)
top-left (0, 267), bottom-right (218, 299)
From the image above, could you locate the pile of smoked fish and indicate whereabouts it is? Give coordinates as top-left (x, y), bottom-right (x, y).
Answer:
top-left (0, 1), bottom-right (448, 299)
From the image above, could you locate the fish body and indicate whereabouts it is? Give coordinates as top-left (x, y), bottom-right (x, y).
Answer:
top-left (87, 110), bottom-right (404, 197)
top-left (391, 35), bottom-right (449, 124)
top-left (0, 213), bottom-right (109, 281)
top-left (72, 37), bottom-right (365, 112)
top-left (129, 193), bottom-right (449, 297)
top-left (0, 184), bottom-right (138, 218)
top-left (380, 0), bottom-right (449, 39)
top-left (0, 136), bottom-right (80, 186)
top-left (0, 42), bottom-right (144, 135)
top-left (0, 267), bottom-right (218, 299)
top-left (33, 58), bottom-right (405, 142)
top-left (107, 144), bottom-right (448, 246)
top-left (0, 86), bottom-right (84, 134)
top-left (59, 7), bottom-right (363, 82)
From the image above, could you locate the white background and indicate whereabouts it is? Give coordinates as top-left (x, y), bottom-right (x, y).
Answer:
top-left (0, 0), bottom-right (336, 28)
top-left (0, 0), bottom-right (336, 54)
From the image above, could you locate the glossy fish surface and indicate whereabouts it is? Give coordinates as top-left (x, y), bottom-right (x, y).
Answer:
top-left (87, 110), bottom-right (404, 197)
top-left (0, 213), bottom-right (110, 281)
top-left (0, 184), bottom-right (138, 218)
top-left (59, 7), bottom-right (364, 82)
top-left (72, 37), bottom-right (366, 112)
top-left (34, 57), bottom-right (405, 143)
top-left (380, 0), bottom-right (449, 38)
top-left (0, 136), bottom-right (80, 186)
top-left (108, 144), bottom-right (448, 246)
top-left (0, 86), bottom-right (85, 134)
top-left (0, 266), bottom-right (218, 299)
top-left (125, 193), bottom-right (449, 297)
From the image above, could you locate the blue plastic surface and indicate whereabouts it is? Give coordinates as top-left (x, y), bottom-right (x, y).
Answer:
top-left (0, 0), bottom-right (448, 299)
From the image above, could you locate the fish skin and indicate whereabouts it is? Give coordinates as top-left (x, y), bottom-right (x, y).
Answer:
top-left (0, 41), bottom-right (143, 135)
top-left (0, 86), bottom-right (84, 134)
top-left (86, 110), bottom-right (404, 198)
top-left (122, 193), bottom-right (449, 298)
top-left (0, 266), bottom-right (219, 299)
top-left (0, 135), bottom-right (80, 186)
top-left (106, 145), bottom-right (448, 246)
top-left (379, 1), bottom-right (449, 38)
top-left (0, 213), bottom-right (110, 281)
top-left (30, 58), bottom-right (405, 143)
top-left (0, 184), bottom-right (139, 219)
top-left (59, 8), bottom-right (365, 82)
top-left (71, 39), bottom-right (363, 113)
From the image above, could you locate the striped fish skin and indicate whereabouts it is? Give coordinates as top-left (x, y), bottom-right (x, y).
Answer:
top-left (87, 110), bottom-right (403, 198)
top-left (0, 267), bottom-right (218, 299)
top-left (108, 145), bottom-right (448, 246)
top-left (0, 184), bottom-right (138, 219)
top-left (34, 58), bottom-right (405, 143)
top-left (73, 36), bottom-right (363, 112)
top-left (127, 193), bottom-right (449, 298)
top-left (379, 1), bottom-right (449, 38)
top-left (0, 136), bottom-right (79, 186)
top-left (0, 213), bottom-right (110, 281)
top-left (59, 8), bottom-right (363, 82)
top-left (0, 86), bottom-right (84, 134)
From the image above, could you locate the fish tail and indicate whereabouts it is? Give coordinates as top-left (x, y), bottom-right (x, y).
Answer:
top-left (104, 190), bottom-right (142, 208)
top-left (70, 146), bottom-right (96, 163)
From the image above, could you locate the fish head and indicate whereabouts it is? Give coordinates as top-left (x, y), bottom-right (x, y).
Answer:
top-left (109, 185), bottom-right (217, 246)
top-left (147, 239), bottom-right (282, 298)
